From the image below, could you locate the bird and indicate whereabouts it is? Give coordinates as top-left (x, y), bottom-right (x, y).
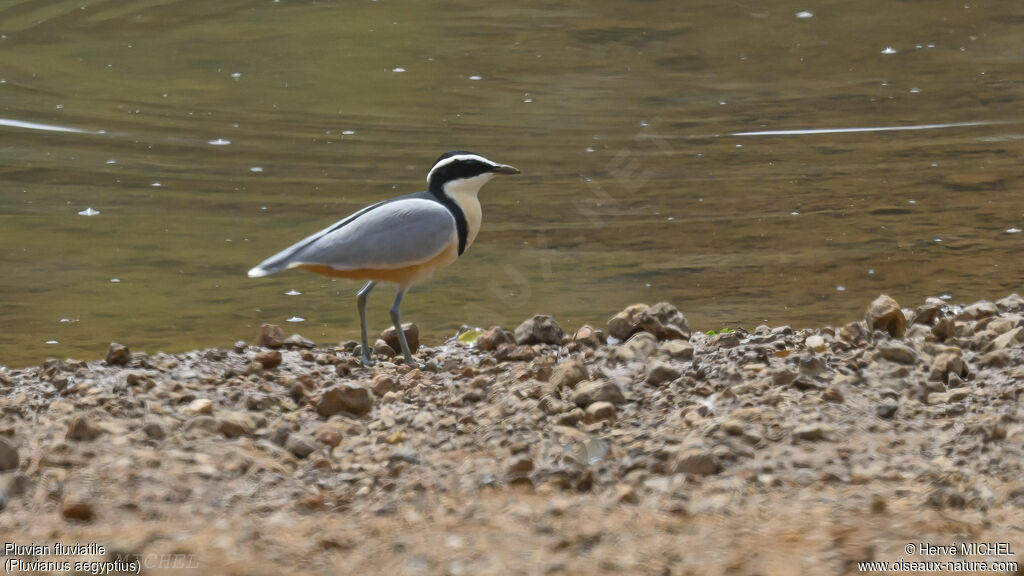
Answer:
top-left (247, 151), bottom-right (520, 367)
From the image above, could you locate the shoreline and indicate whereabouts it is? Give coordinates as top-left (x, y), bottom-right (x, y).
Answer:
top-left (1, 294), bottom-right (1022, 575)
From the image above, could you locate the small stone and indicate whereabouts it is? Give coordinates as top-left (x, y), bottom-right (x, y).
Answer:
top-left (506, 456), bottom-right (534, 478)
top-left (284, 333), bottom-right (315, 348)
top-left (659, 340), bottom-right (694, 361)
top-left (285, 434), bottom-right (317, 458)
top-left (61, 494), bottom-right (95, 522)
top-left (105, 342), bottom-right (131, 366)
top-left (932, 316), bottom-right (955, 341)
top-left (316, 383), bottom-right (373, 417)
top-left (793, 423), bottom-right (829, 441)
top-left (585, 401), bottom-right (616, 423)
top-left (495, 343), bottom-right (537, 362)
top-left (572, 325), bottom-right (602, 348)
top-left (875, 400), bottom-right (899, 419)
top-left (927, 388), bottom-right (970, 405)
top-left (957, 301), bottom-right (999, 321)
top-left (141, 418), bottom-right (166, 440)
top-left (877, 342), bottom-right (917, 364)
top-left (572, 380), bottom-right (626, 407)
top-left (987, 327), bottom-right (1024, 352)
top-left (930, 353), bottom-right (968, 383)
top-left (371, 374), bottom-right (398, 396)
top-left (804, 335), bottom-right (826, 353)
top-left (0, 438), bottom-right (19, 471)
top-left (314, 423), bottom-right (344, 448)
top-left (372, 339), bottom-right (396, 359)
top-left (185, 398), bottom-right (213, 415)
top-left (514, 315), bottom-right (564, 346)
top-left (822, 386), bottom-right (844, 403)
top-left (912, 302), bottom-right (942, 326)
top-left (865, 294), bottom-right (906, 338)
top-left (624, 331), bottom-right (658, 358)
top-left (549, 359), bottom-right (588, 389)
top-left (478, 326), bottom-right (514, 351)
top-left (380, 323), bottom-right (420, 354)
top-left (66, 416), bottom-right (104, 441)
top-left (254, 350), bottom-right (282, 370)
top-left (676, 449), bottom-right (720, 476)
top-left (555, 408), bottom-right (585, 426)
top-left (614, 483), bottom-right (638, 504)
top-left (646, 360), bottom-right (681, 385)
top-left (217, 412), bottom-right (254, 438)
top-left (258, 323), bottom-right (286, 348)
top-left (389, 447), bottom-right (420, 465)
top-left (607, 304), bottom-right (648, 340)
top-left (996, 293), bottom-right (1024, 312)
top-left (637, 302), bottom-right (691, 340)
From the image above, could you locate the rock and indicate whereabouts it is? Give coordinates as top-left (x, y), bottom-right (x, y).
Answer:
top-left (314, 423), bottom-right (344, 448)
top-left (66, 416), bottom-right (104, 441)
top-left (932, 316), bottom-right (955, 341)
top-left (623, 332), bottom-right (658, 359)
top-left (550, 359), bottom-right (588, 389)
top-left (930, 353), bottom-right (969, 383)
top-left (258, 323), bottom-right (286, 348)
top-left (996, 293), bottom-right (1024, 312)
top-left (141, 418), bottom-right (166, 440)
top-left (380, 323), bottom-right (420, 354)
top-left (105, 342), bottom-right (131, 366)
top-left (572, 325), bottom-right (603, 348)
top-left (283, 333), bottom-right (315, 348)
top-left (875, 400), bottom-right (899, 419)
top-left (912, 302), bottom-right (942, 326)
top-left (371, 374), bottom-right (398, 396)
top-left (793, 424), bottom-right (829, 441)
top-left (388, 447), bottom-right (420, 465)
top-left (217, 412), bottom-right (254, 438)
top-left (676, 449), bottom-right (720, 476)
top-left (184, 415), bottom-right (218, 433)
top-left (185, 398), bottom-right (213, 415)
top-left (571, 380), bottom-right (626, 407)
top-left (865, 294), bottom-right (906, 337)
top-left (957, 301), bottom-right (999, 321)
top-left (506, 456), bottom-right (534, 479)
top-left (285, 434), bottom-right (317, 458)
top-left (646, 360), bottom-right (681, 386)
top-left (514, 315), bottom-right (564, 346)
top-left (61, 494), bottom-right (95, 522)
top-left (614, 483), bottom-right (638, 504)
top-left (477, 326), bottom-right (514, 351)
top-left (927, 388), bottom-right (970, 405)
top-left (372, 339), bottom-right (396, 359)
top-left (987, 327), bottom-right (1024, 352)
top-left (0, 438), bottom-right (18, 471)
top-left (585, 401), bottom-right (616, 423)
top-left (876, 342), bottom-right (917, 364)
top-left (822, 386), bottom-right (845, 403)
top-left (495, 343), bottom-right (537, 362)
top-left (607, 304), bottom-right (649, 340)
top-left (555, 408), bottom-right (585, 427)
top-left (637, 302), bottom-right (691, 340)
top-left (254, 350), bottom-right (282, 370)
top-left (659, 340), bottom-right (694, 361)
top-left (804, 335), bottom-right (826, 353)
top-left (979, 349), bottom-right (1009, 368)
top-left (316, 383), bottom-right (373, 417)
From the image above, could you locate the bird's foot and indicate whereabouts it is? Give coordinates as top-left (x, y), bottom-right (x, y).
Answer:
top-left (401, 355), bottom-right (423, 370)
top-left (361, 354), bottom-right (376, 368)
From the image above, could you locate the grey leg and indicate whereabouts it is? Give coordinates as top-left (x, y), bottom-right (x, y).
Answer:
top-left (356, 281), bottom-right (375, 367)
top-left (389, 288), bottom-right (418, 366)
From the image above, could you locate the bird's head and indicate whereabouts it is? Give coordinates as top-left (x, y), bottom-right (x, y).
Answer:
top-left (426, 151), bottom-right (519, 196)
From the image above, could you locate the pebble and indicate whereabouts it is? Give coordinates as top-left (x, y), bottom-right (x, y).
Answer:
top-left (285, 434), bottom-right (317, 458)
top-left (514, 315), bottom-right (564, 345)
top-left (865, 294), bottom-right (906, 338)
top-left (380, 323), bottom-right (420, 354)
top-left (571, 380), bottom-right (626, 407)
top-left (258, 324), bottom-right (286, 348)
top-left (571, 325), bottom-right (603, 348)
top-left (549, 359), bottom-right (588, 389)
top-left (875, 400), bottom-right (899, 419)
top-left (793, 423), bottom-right (829, 441)
top-left (584, 401), bottom-right (616, 423)
top-left (373, 339), bottom-right (396, 359)
top-left (316, 383), bottom-right (373, 417)
top-left (676, 448), bottom-right (720, 476)
top-left (254, 350), bottom-right (282, 370)
top-left (876, 342), bottom-right (917, 364)
top-left (0, 438), bottom-right (18, 471)
top-left (66, 416), bottom-right (104, 441)
top-left (645, 360), bottom-right (681, 385)
top-left (659, 340), bottom-right (694, 361)
top-left (61, 493), bottom-right (95, 522)
top-left (216, 412), bottom-right (254, 438)
top-left (185, 398), bottom-right (214, 415)
top-left (477, 326), bottom-right (514, 351)
top-left (141, 417), bottom-right (166, 440)
top-left (804, 335), bottom-right (826, 353)
top-left (105, 342), bottom-right (131, 366)
top-left (314, 423), bottom-right (344, 448)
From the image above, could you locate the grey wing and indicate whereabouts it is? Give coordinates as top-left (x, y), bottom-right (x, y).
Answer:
top-left (249, 198), bottom-right (456, 276)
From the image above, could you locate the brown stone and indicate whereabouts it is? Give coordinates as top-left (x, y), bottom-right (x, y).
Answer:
top-left (477, 326), bottom-right (514, 351)
top-left (865, 294), bottom-right (906, 337)
top-left (258, 324), bottom-right (286, 348)
top-left (514, 315), bottom-right (564, 346)
top-left (254, 350), bottom-right (282, 370)
top-left (380, 323), bottom-right (420, 354)
top-left (105, 342), bottom-right (131, 366)
top-left (316, 383), bottom-right (373, 417)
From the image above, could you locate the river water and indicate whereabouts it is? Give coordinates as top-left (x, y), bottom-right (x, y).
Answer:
top-left (1, 0), bottom-right (1022, 366)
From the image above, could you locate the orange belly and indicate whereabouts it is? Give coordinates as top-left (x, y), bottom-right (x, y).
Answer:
top-left (293, 245), bottom-right (458, 287)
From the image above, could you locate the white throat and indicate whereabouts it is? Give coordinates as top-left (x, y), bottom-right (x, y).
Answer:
top-left (441, 173), bottom-right (494, 248)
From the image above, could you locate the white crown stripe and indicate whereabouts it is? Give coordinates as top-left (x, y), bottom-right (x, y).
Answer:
top-left (426, 154), bottom-right (498, 183)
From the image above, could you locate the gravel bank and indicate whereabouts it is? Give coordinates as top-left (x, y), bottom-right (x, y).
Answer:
top-left (1, 295), bottom-right (1022, 575)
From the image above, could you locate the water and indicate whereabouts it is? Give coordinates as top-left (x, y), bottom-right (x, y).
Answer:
top-left (2, 0), bottom-right (1022, 367)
